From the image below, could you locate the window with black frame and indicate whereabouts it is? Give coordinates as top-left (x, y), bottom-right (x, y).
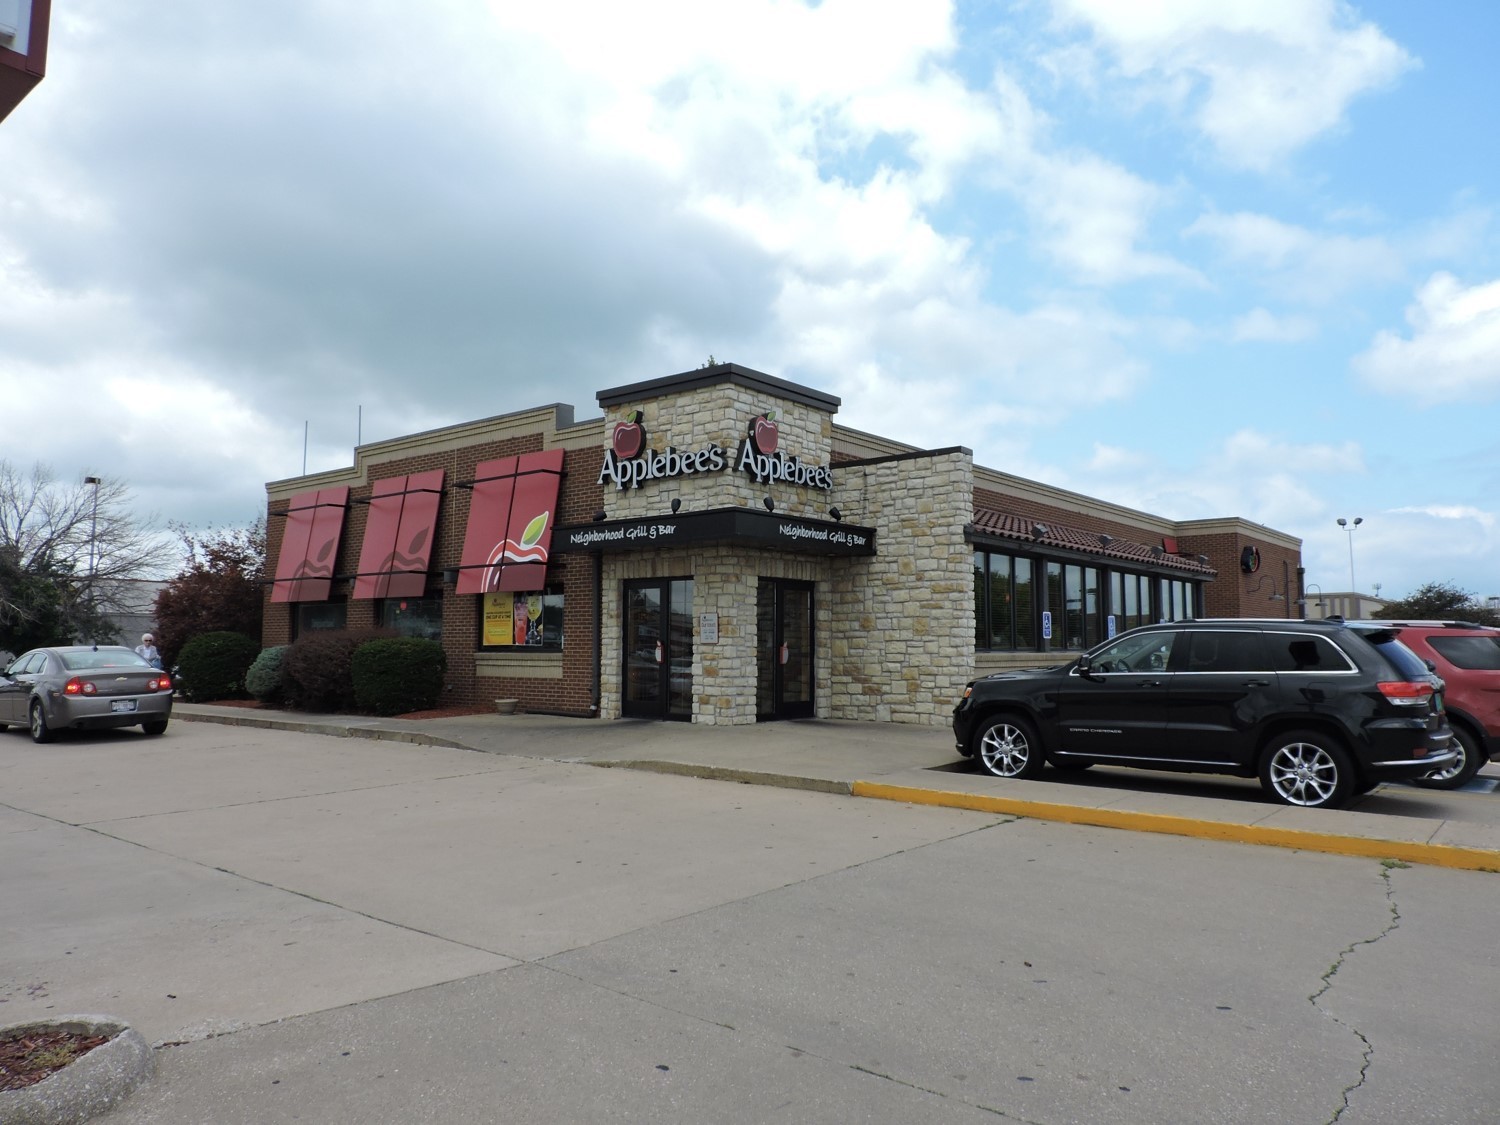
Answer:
top-left (379, 596), bottom-right (444, 641)
top-left (479, 589), bottom-right (564, 651)
top-left (973, 550), bottom-right (1038, 651)
top-left (293, 600), bottom-right (347, 639)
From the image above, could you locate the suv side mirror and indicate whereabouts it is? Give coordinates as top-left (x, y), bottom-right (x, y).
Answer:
top-left (1076, 653), bottom-right (1095, 678)
top-left (1424, 658), bottom-right (1437, 673)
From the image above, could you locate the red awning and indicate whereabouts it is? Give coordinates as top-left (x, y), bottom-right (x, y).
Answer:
top-left (456, 449), bottom-right (565, 594)
top-left (270, 487), bottom-right (350, 603)
top-left (352, 470), bottom-right (445, 600)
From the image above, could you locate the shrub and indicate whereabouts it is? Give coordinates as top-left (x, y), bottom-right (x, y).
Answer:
top-left (245, 646), bottom-right (288, 705)
top-left (352, 637), bottom-right (447, 716)
top-left (281, 629), bottom-right (394, 713)
top-left (175, 631), bottom-right (260, 703)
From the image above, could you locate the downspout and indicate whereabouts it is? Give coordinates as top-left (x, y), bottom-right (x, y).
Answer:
top-left (591, 550), bottom-right (603, 715)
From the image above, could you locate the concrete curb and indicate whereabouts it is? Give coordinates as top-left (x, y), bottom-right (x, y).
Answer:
top-left (179, 710), bottom-right (469, 750)
top-left (595, 758), bottom-right (854, 795)
top-left (852, 782), bottom-right (1500, 872)
top-left (0, 1016), bottom-right (154, 1125)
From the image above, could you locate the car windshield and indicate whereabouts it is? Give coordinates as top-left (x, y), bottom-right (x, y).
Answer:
top-left (59, 650), bottom-right (153, 671)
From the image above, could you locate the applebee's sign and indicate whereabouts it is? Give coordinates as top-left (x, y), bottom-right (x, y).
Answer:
top-left (597, 409), bottom-right (832, 491)
top-left (736, 410), bottom-right (833, 489)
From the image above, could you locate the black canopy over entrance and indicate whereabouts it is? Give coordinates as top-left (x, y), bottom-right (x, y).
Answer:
top-left (556, 507), bottom-right (876, 557)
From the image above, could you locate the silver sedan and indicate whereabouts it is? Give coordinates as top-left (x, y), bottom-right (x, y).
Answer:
top-left (0, 646), bottom-right (174, 743)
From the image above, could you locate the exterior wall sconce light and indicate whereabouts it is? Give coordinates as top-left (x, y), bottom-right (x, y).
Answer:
top-left (1248, 576), bottom-right (1286, 601)
top-left (670, 498), bottom-right (681, 514)
top-left (763, 496), bottom-right (775, 512)
top-left (1097, 533), bottom-right (1113, 546)
top-left (1150, 545), bottom-right (1165, 559)
top-left (829, 507), bottom-right (842, 522)
top-left (1032, 523), bottom-right (1049, 538)
top-left (592, 510), bottom-right (607, 522)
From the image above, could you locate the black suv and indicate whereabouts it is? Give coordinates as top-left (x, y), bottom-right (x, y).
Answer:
top-left (952, 619), bottom-right (1455, 809)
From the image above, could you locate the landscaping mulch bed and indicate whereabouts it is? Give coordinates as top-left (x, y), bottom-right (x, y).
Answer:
top-left (0, 1028), bottom-right (110, 1092)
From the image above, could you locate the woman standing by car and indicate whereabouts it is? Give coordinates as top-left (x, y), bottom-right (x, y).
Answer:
top-left (135, 633), bottom-right (162, 669)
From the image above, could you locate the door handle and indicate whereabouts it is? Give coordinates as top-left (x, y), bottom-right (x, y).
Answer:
top-left (1138, 680), bottom-right (1165, 688)
top-left (1245, 679), bottom-right (1271, 687)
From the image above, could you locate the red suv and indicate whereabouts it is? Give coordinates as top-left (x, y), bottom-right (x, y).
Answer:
top-left (1349, 620), bottom-right (1500, 789)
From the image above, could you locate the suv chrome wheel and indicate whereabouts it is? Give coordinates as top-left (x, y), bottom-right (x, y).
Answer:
top-left (975, 716), bottom-right (1045, 779)
top-left (1412, 726), bottom-right (1482, 790)
top-left (1261, 732), bottom-right (1352, 809)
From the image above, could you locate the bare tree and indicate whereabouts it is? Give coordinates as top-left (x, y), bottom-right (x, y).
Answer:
top-left (0, 460), bottom-right (177, 646)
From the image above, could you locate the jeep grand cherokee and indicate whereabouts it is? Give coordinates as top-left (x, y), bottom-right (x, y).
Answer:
top-left (952, 618), bottom-right (1455, 810)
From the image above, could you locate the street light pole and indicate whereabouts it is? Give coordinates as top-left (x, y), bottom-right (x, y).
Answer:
top-left (1336, 517), bottom-right (1362, 600)
top-left (84, 475), bottom-right (101, 638)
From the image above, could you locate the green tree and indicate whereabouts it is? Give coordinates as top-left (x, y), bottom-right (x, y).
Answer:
top-left (1372, 581), bottom-right (1500, 626)
top-left (153, 520), bottom-right (267, 667)
top-left (0, 461), bottom-right (172, 651)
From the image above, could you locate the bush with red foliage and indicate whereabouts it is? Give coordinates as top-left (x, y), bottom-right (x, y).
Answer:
top-left (281, 629), bottom-right (395, 713)
top-left (154, 522), bottom-right (265, 667)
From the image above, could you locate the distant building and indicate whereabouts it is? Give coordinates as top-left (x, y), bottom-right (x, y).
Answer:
top-left (94, 578), bottom-right (168, 647)
top-left (1303, 591), bottom-right (1386, 620)
top-left (0, 0), bottom-right (49, 123)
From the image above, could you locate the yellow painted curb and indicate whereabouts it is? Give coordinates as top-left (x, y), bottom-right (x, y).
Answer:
top-left (851, 782), bottom-right (1500, 873)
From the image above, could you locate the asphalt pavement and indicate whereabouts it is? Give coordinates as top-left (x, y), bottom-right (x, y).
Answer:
top-left (174, 703), bottom-right (1500, 871)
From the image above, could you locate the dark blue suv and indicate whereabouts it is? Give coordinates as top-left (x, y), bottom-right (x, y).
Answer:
top-left (952, 618), bottom-right (1455, 809)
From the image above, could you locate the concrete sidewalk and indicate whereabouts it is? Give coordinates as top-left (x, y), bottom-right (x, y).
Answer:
top-left (174, 704), bottom-right (1500, 872)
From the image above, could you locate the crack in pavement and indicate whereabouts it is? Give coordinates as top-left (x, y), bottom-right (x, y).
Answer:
top-left (1311, 859), bottom-right (1405, 1123)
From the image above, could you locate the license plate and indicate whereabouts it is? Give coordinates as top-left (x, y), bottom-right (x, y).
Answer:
top-left (110, 699), bottom-right (137, 713)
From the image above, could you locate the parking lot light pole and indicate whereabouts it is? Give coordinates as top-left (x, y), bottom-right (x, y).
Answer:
top-left (84, 475), bottom-right (101, 633)
top-left (1336, 517), bottom-right (1362, 599)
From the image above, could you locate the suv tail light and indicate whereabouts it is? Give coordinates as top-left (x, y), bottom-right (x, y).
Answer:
top-left (1378, 681), bottom-right (1433, 706)
top-left (63, 677), bottom-right (98, 695)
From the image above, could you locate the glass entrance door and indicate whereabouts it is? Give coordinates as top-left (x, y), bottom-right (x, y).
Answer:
top-left (756, 579), bottom-right (814, 720)
top-left (622, 579), bottom-right (694, 720)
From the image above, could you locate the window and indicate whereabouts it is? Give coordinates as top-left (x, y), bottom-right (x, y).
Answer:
top-left (294, 600), bottom-right (347, 639)
top-left (1160, 579), bottom-right (1196, 622)
top-left (1182, 631), bottom-right (1267, 673)
top-left (1089, 629), bottom-right (1177, 674)
top-left (974, 551), bottom-right (1035, 651)
top-left (481, 589), bottom-right (564, 650)
top-left (1111, 572), bottom-right (1153, 632)
top-left (1429, 636), bottom-right (1500, 670)
top-left (380, 596), bottom-right (444, 642)
top-left (1266, 634), bottom-right (1355, 673)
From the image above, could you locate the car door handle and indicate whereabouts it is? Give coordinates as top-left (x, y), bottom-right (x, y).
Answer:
top-left (1138, 680), bottom-right (1166, 688)
top-left (1245, 679), bottom-right (1271, 687)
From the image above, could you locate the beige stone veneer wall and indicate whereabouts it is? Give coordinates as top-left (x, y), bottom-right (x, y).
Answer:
top-left (601, 383), bottom-right (834, 521)
top-left (824, 449), bottom-right (974, 725)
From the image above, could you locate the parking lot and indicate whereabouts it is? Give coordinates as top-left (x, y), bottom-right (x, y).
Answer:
top-left (3, 717), bottom-right (1498, 1122)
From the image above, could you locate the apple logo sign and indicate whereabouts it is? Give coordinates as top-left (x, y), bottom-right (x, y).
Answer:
top-left (748, 410), bottom-right (778, 455)
top-left (612, 409), bottom-right (646, 459)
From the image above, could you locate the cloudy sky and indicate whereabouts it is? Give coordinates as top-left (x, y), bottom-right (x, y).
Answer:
top-left (3, 0), bottom-right (1498, 601)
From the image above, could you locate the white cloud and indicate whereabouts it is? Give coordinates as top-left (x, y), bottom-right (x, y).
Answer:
top-left (1185, 210), bottom-right (1401, 300)
top-left (1049, 0), bottom-right (1415, 170)
top-left (1230, 308), bottom-right (1317, 343)
top-left (1352, 273), bottom-right (1500, 402)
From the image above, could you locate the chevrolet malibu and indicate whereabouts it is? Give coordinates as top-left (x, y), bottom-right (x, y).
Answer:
top-left (0, 646), bottom-right (174, 743)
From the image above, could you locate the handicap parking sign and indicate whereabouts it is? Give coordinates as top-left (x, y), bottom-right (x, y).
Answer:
top-left (1041, 611), bottom-right (1052, 640)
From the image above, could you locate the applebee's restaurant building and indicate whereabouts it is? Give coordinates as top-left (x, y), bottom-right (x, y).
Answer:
top-left (262, 363), bottom-right (1303, 726)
